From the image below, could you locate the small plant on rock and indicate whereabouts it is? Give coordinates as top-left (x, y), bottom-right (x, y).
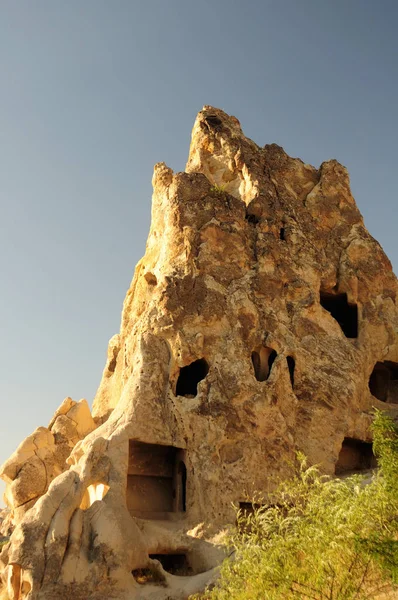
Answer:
top-left (210, 184), bottom-right (227, 197)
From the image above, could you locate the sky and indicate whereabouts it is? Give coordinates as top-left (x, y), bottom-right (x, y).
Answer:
top-left (0, 0), bottom-right (397, 505)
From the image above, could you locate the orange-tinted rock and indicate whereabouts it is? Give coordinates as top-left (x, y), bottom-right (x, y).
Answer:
top-left (1, 107), bottom-right (397, 600)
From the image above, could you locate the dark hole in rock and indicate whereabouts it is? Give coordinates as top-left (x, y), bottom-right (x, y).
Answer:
top-left (369, 361), bottom-right (398, 403)
top-left (252, 347), bottom-right (277, 382)
top-left (127, 442), bottom-right (186, 519)
top-left (144, 272), bottom-right (157, 286)
top-left (335, 438), bottom-right (377, 475)
top-left (245, 212), bottom-right (260, 225)
top-left (204, 115), bottom-right (222, 128)
top-left (149, 553), bottom-right (191, 576)
top-left (176, 359), bottom-right (209, 397)
top-left (238, 501), bottom-right (265, 516)
top-left (320, 291), bottom-right (358, 338)
top-left (287, 356), bottom-right (295, 387)
top-left (280, 227), bottom-right (285, 240)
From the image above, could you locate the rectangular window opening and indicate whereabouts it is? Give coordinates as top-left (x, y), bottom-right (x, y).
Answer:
top-left (127, 441), bottom-right (186, 520)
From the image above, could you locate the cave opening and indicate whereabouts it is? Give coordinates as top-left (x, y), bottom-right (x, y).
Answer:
top-left (320, 291), bottom-right (358, 338)
top-left (287, 356), bottom-right (295, 387)
top-left (335, 438), bottom-right (376, 475)
top-left (127, 441), bottom-right (186, 519)
top-left (280, 227), bottom-right (285, 241)
top-left (369, 361), bottom-right (398, 404)
top-left (144, 271), bottom-right (158, 286)
top-left (252, 347), bottom-right (277, 382)
top-left (149, 553), bottom-right (191, 576)
top-left (204, 115), bottom-right (222, 129)
top-left (176, 358), bottom-right (209, 397)
top-left (238, 501), bottom-right (265, 515)
top-left (245, 212), bottom-right (260, 225)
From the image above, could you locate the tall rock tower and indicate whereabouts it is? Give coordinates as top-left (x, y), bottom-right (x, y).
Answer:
top-left (1, 107), bottom-right (397, 600)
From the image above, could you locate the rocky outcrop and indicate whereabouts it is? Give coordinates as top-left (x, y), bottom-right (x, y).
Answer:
top-left (0, 398), bottom-right (96, 530)
top-left (1, 106), bottom-right (397, 600)
top-left (0, 508), bottom-right (11, 541)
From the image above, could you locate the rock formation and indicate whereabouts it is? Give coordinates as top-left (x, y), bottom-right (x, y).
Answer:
top-left (1, 106), bottom-right (397, 600)
top-left (0, 399), bottom-right (96, 528)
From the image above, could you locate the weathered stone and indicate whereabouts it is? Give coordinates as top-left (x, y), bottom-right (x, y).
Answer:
top-left (0, 399), bottom-right (97, 531)
top-left (1, 106), bottom-right (397, 599)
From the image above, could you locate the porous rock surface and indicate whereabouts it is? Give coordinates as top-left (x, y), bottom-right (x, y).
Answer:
top-left (0, 398), bottom-right (96, 527)
top-left (1, 106), bottom-right (397, 600)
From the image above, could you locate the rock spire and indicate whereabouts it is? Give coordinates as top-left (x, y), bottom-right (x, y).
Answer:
top-left (1, 106), bottom-right (397, 600)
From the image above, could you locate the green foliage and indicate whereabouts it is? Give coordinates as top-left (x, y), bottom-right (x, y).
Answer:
top-left (210, 184), bottom-right (227, 197)
top-left (193, 411), bottom-right (398, 600)
top-left (372, 410), bottom-right (398, 491)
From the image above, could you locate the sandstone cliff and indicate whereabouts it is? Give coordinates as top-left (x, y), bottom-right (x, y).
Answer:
top-left (1, 107), bottom-right (397, 600)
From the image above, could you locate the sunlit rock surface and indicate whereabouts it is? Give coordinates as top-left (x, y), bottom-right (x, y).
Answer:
top-left (1, 107), bottom-right (397, 600)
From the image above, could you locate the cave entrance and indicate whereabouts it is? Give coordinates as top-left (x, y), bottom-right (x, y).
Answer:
top-left (369, 361), bottom-right (398, 404)
top-left (149, 553), bottom-right (191, 576)
top-left (127, 441), bottom-right (186, 519)
top-left (335, 438), bottom-right (376, 475)
top-left (176, 358), bottom-right (209, 397)
top-left (238, 501), bottom-right (265, 516)
top-left (252, 346), bottom-right (277, 382)
top-left (132, 552), bottom-right (192, 585)
top-left (320, 291), bottom-right (358, 338)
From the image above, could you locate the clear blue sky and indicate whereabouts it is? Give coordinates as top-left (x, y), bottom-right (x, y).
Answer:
top-left (0, 1), bottom-right (397, 503)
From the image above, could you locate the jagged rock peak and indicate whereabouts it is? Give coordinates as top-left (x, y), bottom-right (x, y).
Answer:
top-left (1, 107), bottom-right (397, 600)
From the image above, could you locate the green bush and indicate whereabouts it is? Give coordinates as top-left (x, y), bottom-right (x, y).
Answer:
top-left (194, 410), bottom-right (398, 600)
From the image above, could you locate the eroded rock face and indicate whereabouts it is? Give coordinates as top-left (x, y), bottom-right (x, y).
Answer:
top-left (0, 398), bottom-right (96, 532)
top-left (1, 106), bottom-right (397, 600)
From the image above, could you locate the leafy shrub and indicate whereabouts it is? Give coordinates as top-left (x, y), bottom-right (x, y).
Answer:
top-left (193, 410), bottom-right (398, 599)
